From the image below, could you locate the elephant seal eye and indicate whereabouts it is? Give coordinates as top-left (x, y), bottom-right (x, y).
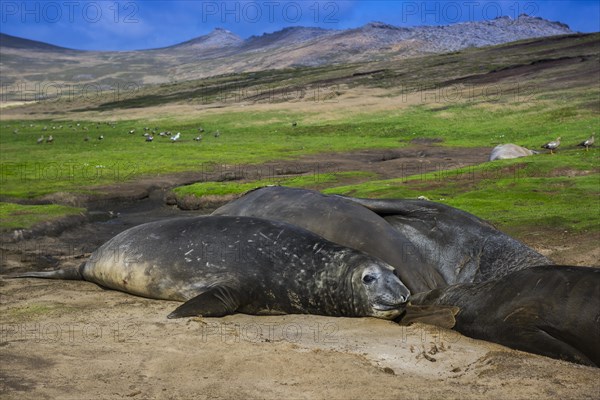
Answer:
top-left (362, 274), bottom-right (376, 284)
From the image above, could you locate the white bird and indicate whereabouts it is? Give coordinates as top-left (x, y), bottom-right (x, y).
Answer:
top-left (541, 136), bottom-right (561, 154)
top-left (129, 129), bottom-right (135, 134)
top-left (194, 135), bottom-right (202, 141)
top-left (578, 134), bottom-right (595, 151)
top-left (146, 135), bottom-right (154, 142)
top-left (46, 135), bottom-right (54, 143)
top-left (98, 135), bottom-right (104, 141)
top-left (36, 135), bottom-right (44, 144)
top-left (171, 132), bottom-right (181, 142)
top-left (214, 130), bottom-right (220, 138)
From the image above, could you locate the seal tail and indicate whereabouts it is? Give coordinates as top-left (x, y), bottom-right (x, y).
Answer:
top-left (5, 263), bottom-right (85, 280)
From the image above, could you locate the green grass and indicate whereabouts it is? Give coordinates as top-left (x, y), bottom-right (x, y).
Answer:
top-left (2, 101), bottom-right (597, 198)
top-left (322, 150), bottom-right (600, 232)
top-left (0, 33), bottom-right (598, 235)
top-left (172, 171), bottom-right (376, 198)
top-left (0, 202), bottom-right (85, 230)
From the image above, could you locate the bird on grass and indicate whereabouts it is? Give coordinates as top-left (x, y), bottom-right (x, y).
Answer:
top-left (171, 132), bottom-right (181, 142)
top-left (577, 134), bottom-right (595, 151)
top-left (36, 135), bottom-right (44, 144)
top-left (146, 135), bottom-right (154, 142)
top-left (541, 136), bottom-right (561, 154)
top-left (291, 121), bottom-right (297, 127)
top-left (213, 130), bottom-right (220, 138)
top-left (198, 127), bottom-right (205, 133)
top-left (194, 135), bottom-right (202, 142)
top-left (98, 135), bottom-right (104, 141)
top-left (46, 135), bottom-right (54, 143)
top-left (84, 135), bottom-right (90, 142)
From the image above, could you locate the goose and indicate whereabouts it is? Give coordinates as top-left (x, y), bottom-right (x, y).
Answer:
top-left (46, 135), bottom-right (54, 143)
top-left (171, 132), bottom-right (181, 142)
top-left (194, 135), bottom-right (203, 141)
top-left (541, 137), bottom-right (561, 154)
top-left (36, 135), bottom-right (44, 144)
top-left (577, 134), bottom-right (595, 151)
top-left (214, 130), bottom-right (220, 138)
top-left (146, 135), bottom-right (154, 142)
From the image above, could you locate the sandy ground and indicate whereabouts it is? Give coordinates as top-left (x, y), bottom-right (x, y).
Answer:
top-left (1, 145), bottom-right (599, 399)
top-left (1, 279), bottom-right (599, 400)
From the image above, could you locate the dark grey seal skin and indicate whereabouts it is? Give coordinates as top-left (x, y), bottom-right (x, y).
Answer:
top-left (337, 196), bottom-right (552, 284)
top-left (8, 216), bottom-right (410, 320)
top-left (411, 265), bottom-right (600, 367)
top-left (212, 187), bottom-right (447, 293)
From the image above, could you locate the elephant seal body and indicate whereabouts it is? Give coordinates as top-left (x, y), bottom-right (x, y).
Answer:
top-left (9, 216), bottom-right (410, 319)
top-left (411, 265), bottom-right (600, 367)
top-left (213, 186), bottom-right (447, 293)
top-left (339, 196), bottom-right (552, 284)
top-left (489, 143), bottom-right (537, 161)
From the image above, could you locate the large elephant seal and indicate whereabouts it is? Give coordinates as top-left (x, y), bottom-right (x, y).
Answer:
top-left (8, 216), bottom-right (410, 319)
top-left (338, 196), bottom-right (551, 284)
top-left (489, 143), bottom-right (538, 161)
top-left (213, 186), bottom-right (447, 293)
top-left (410, 265), bottom-right (600, 367)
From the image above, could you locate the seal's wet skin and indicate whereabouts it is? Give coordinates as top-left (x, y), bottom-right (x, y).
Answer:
top-left (213, 186), bottom-right (447, 293)
top-left (8, 216), bottom-right (410, 320)
top-left (337, 195), bottom-right (552, 284)
top-left (214, 187), bottom-right (551, 289)
top-left (411, 265), bottom-right (600, 367)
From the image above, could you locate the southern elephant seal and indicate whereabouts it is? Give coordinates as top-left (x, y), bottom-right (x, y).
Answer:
top-left (489, 143), bottom-right (538, 161)
top-left (337, 196), bottom-right (552, 284)
top-left (8, 216), bottom-right (410, 319)
top-left (212, 186), bottom-right (447, 293)
top-left (410, 265), bottom-right (600, 367)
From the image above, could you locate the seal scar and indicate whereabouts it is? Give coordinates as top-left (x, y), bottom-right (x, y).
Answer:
top-left (259, 232), bottom-right (272, 242)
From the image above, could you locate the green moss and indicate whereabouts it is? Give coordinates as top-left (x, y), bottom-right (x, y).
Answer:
top-left (324, 150), bottom-right (600, 232)
top-left (173, 171), bottom-right (376, 198)
top-left (0, 202), bottom-right (85, 230)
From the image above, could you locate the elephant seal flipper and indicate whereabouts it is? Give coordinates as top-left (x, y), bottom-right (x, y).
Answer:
top-left (398, 304), bottom-right (459, 329)
top-left (411, 265), bottom-right (600, 367)
top-left (167, 285), bottom-right (246, 319)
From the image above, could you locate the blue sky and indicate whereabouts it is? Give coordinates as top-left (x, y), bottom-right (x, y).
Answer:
top-left (1, 1), bottom-right (598, 50)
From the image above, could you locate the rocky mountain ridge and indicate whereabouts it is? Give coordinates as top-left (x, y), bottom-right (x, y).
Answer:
top-left (0, 15), bottom-right (575, 95)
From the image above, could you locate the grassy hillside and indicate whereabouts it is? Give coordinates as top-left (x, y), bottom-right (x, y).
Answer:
top-left (0, 33), bottom-right (598, 232)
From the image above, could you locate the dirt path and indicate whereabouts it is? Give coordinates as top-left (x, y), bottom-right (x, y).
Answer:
top-left (1, 144), bottom-right (599, 399)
